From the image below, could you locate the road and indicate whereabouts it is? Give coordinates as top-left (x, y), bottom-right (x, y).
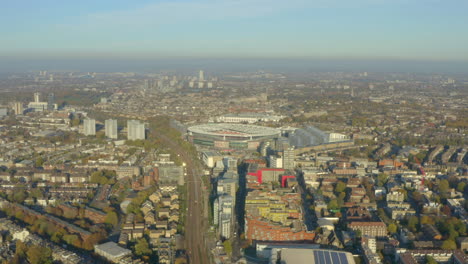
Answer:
top-left (154, 132), bottom-right (209, 264)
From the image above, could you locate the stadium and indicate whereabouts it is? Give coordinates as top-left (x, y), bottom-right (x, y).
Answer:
top-left (187, 123), bottom-right (281, 150)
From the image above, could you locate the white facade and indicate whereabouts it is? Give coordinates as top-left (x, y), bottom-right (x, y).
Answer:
top-left (217, 114), bottom-right (285, 124)
top-left (14, 102), bottom-right (23, 115)
top-left (283, 147), bottom-right (295, 170)
top-left (199, 70), bottom-right (204, 81)
top-left (225, 157), bottom-right (238, 172)
top-left (83, 118), bottom-right (96, 136)
top-left (220, 213), bottom-right (231, 239)
top-left (202, 151), bottom-right (221, 168)
top-left (28, 102), bottom-right (48, 112)
top-left (217, 179), bottom-right (237, 198)
top-left (127, 120), bottom-right (145, 140)
top-left (34, 92), bottom-right (40, 103)
top-left (327, 133), bottom-right (349, 143)
top-left (105, 119), bottom-right (118, 139)
top-left (269, 155), bottom-right (283, 168)
top-left (215, 195), bottom-right (234, 239)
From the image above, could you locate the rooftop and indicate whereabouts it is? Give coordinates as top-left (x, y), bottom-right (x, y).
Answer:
top-left (188, 123), bottom-right (280, 138)
top-left (271, 248), bottom-right (355, 264)
top-left (94, 242), bottom-right (131, 258)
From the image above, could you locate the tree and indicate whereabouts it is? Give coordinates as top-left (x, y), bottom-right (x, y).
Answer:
top-left (175, 257), bottom-right (188, 264)
top-left (454, 220), bottom-right (466, 236)
top-left (26, 245), bottom-right (52, 264)
top-left (29, 188), bottom-right (43, 199)
top-left (15, 241), bottom-right (27, 259)
top-left (441, 205), bottom-right (452, 216)
top-left (377, 173), bottom-right (389, 187)
top-left (412, 191), bottom-right (424, 203)
top-left (62, 234), bottom-right (79, 245)
top-left (426, 256), bottom-right (437, 264)
top-left (10, 191), bottom-right (27, 203)
top-left (441, 239), bottom-right (457, 250)
top-left (388, 223), bottom-right (397, 234)
top-left (134, 238), bottom-right (152, 257)
top-left (327, 199), bottom-right (339, 210)
top-left (104, 211), bottom-right (118, 228)
top-left (438, 179), bottom-right (449, 193)
top-left (337, 192), bottom-right (346, 207)
top-left (35, 156), bottom-right (44, 167)
top-left (90, 171), bottom-right (108, 185)
top-left (354, 229), bottom-right (362, 238)
top-left (223, 240), bottom-right (232, 255)
top-left (335, 181), bottom-right (346, 193)
top-left (457, 182), bottom-right (466, 192)
top-left (420, 215), bottom-right (435, 226)
top-left (51, 231), bottom-right (63, 243)
top-left (408, 216), bottom-right (419, 232)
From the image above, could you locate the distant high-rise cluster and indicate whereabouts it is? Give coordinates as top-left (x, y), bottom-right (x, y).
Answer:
top-left (79, 118), bottom-right (146, 140)
top-left (138, 69), bottom-right (217, 92)
top-left (127, 120), bottom-right (145, 140)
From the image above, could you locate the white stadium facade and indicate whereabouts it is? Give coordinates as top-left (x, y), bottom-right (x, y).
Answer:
top-left (187, 123), bottom-right (281, 150)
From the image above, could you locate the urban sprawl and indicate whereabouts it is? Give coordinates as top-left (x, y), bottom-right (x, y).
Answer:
top-left (0, 70), bottom-right (467, 264)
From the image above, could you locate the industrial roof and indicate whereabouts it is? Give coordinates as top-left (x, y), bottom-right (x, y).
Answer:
top-left (94, 242), bottom-right (131, 258)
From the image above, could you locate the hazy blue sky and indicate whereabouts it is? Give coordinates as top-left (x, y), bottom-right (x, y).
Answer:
top-left (1, 0), bottom-right (468, 60)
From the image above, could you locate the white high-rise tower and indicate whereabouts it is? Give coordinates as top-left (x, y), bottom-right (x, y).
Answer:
top-left (13, 102), bottom-right (23, 115)
top-left (199, 70), bottom-right (204, 82)
top-left (127, 120), bottom-right (145, 140)
top-left (34, 92), bottom-right (40, 103)
top-left (105, 119), bottom-right (118, 139)
top-left (83, 118), bottom-right (96, 136)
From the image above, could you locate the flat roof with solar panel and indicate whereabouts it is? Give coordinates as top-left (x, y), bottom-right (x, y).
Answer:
top-left (270, 248), bottom-right (355, 264)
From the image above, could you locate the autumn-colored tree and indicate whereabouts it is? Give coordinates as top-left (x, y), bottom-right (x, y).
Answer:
top-left (388, 223), bottom-right (397, 234)
top-left (441, 239), bottom-right (456, 250)
top-left (335, 181), bottom-right (347, 193)
top-left (15, 241), bottom-right (27, 259)
top-left (104, 211), bottom-right (119, 228)
top-left (438, 179), bottom-right (449, 193)
top-left (26, 245), bottom-right (52, 264)
top-left (35, 156), bottom-right (45, 167)
top-left (420, 215), bottom-right (435, 226)
top-left (134, 238), bottom-right (152, 256)
top-left (441, 205), bottom-right (452, 216)
top-left (408, 216), bottom-right (419, 232)
top-left (327, 199), bottom-right (339, 210)
top-left (457, 182), bottom-right (466, 192)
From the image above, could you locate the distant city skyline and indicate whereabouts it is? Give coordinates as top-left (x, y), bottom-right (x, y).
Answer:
top-left (1, 0), bottom-right (468, 61)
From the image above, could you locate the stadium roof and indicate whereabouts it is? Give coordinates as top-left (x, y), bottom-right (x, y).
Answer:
top-left (188, 123), bottom-right (280, 138)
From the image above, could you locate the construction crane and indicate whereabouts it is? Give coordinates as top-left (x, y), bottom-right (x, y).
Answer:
top-left (419, 166), bottom-right (426, 191)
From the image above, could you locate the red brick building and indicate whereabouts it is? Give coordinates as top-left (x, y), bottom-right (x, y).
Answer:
top-left (246, 218), bottom-right (315, 241)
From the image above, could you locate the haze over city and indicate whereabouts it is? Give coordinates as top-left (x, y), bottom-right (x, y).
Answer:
top-left (2, 0), bottom-right (468, 72)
